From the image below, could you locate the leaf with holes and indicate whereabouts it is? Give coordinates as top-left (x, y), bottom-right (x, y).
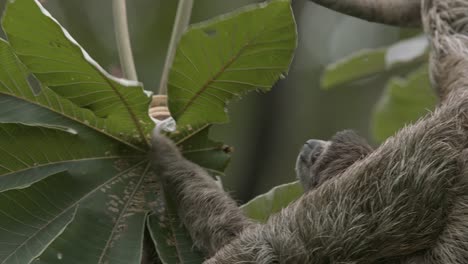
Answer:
top-left (168, 0), bottom-right (297, 127)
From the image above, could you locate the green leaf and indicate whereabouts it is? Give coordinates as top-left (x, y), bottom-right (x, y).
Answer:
top-left (0, 123), bottom-right (133, 192)
top-left (0, 121), bottom-right (149, 264)
top-left (322, 35), bottom-right (428, 89)
top-left (168, 0), bottom-right (297, 127)
top-left (0, 39), bottom-right (143, 151)
top-left (0, 39), bottom-right (143, 192)
top-left (2, 0), bottom-right (153, 147)
top-left (0, 172), bottom-right (77, 264)
top-left (0, 2), bottom-right (154, 262)
top-left (372, 65), bottom-right (437, 142)
top-left (147, 195), bottom-right (204, 264)
top-left (241, 181), bottom-right (303, 222)
top-left (322, 49), bottom-right (387, 89)
top-left (172, 124), bottom-right (231, 176)
top-left (36, 162), bottom-right (151, 264)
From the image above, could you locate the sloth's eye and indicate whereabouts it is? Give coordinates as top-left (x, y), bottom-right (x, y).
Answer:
top-left (308, 147), bottom-right (323, 166)
top-left (311, 150), bottom-right (321, 161)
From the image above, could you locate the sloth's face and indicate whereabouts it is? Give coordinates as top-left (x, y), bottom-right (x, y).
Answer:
top-left (295, 139), bottom-right (330, 191)
top-left (295, 130), bottom-right (372, 192)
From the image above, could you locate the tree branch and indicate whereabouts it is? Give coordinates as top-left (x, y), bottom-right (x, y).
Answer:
top-left (309, 0), bottom-right (421, 27)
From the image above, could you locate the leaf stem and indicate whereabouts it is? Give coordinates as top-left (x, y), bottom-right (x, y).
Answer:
top-left (113, 0), bottom-right (138, 81)
top-left (158, 0), bottom-right (194, 95)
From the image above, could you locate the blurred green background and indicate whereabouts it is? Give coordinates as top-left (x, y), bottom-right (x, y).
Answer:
top-left (0, 0), bottom-right (408, 202)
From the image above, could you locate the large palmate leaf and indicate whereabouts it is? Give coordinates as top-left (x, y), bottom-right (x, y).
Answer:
top-left (242, 181), bottom-right (303, 222)
top-left (0, 32), bottom-right (151, 264)
top-left (168, 0), bottom-right (297, 127)
top-left (0, 1), bottom-right (158, 263)
top-left (36, 161), bottom-right (151, 264)
top-left (0, 171), bottom-right (78, 264)
top-left (372, 65), bottom-right (436, 142)
top-left (147, 193), bottom-right (205, 264)
top-left (3, 0), bottom-right (153, 147)
top-left (0, 0), bottom-right (298, 263)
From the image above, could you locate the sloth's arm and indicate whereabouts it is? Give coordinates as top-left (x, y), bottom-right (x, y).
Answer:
top-left (150, 133), bottom-right (256, 257)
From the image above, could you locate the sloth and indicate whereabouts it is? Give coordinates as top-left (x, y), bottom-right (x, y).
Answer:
top-left (151, 0), bottom-right (468, 263)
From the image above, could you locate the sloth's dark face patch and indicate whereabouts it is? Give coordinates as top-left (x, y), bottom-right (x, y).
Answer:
top-left (296, 139), bottom-right (330, 191)
top-left (295, 130), bottom-right (373, 192)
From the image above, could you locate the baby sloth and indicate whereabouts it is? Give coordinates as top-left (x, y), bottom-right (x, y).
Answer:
top-left (296, 130), bottom-right (373, 191)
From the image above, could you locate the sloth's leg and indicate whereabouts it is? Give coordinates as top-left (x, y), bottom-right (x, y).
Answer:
top-left (151, 133), bottom-right (255, 257)
top-left (296, 130), bottom-right (373, 191)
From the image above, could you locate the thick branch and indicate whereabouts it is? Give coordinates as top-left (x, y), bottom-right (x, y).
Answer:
top-left (309, 0), bottom-right (421, 27)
